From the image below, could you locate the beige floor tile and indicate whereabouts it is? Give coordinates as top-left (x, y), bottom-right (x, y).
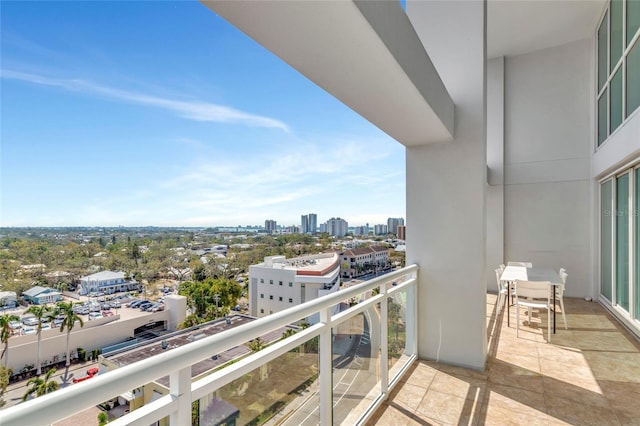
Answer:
top-left (416, 389), bottom-right (481, 426)
top-left (583, 351), bottom-right (640, 383)
top-left (539, 360), bottom-right (599, 390)
top-left (366, 403), bottom-right (412, 426)
top-left (483, 383), bottom-right (547, 415)
top-left (479, 402), bottom-right (549, 426)
top-left (541, 376), bottom-right (609, 408)
top-left (421, 360), bottom-right (487, 381)
top-left (495, 351), bottom-right (541, 373)
top-left (428, 371), bottom-right (486, 402)
top-left (536, 343), bottom-right (587, 366)
top-left (546, 398), bottom-right (619, 426)
top-left (403, 361), bottom-right (438, 388)
top-left (598, 380), bottom-right (640, 410)
top-left (388, 381), bottom-right (428, 412)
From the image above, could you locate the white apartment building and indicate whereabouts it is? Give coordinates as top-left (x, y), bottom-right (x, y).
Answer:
top-left (79, 270), bottom-right (139, 295)
top-left (325, 217), bottom-right (348, 237)
top-left (340, 246), bottom-right (390, 278)
top-left (248, 253), bottom-right (341, 323)
top-left (386, 217), bottom-right (405, 235)
top-left (374, 224), bottom-right (388, 235)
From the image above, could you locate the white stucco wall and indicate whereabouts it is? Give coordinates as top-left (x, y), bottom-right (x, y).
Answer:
top-left (503, 39), bottom-right (592, 298)
top-left (407, 0), bottom-right (487, 370)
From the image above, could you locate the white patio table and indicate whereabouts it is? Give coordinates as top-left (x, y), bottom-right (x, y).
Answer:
top-left (500, 266), bottom-right (562, 333)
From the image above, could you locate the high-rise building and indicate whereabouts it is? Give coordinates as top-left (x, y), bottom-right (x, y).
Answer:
top-left (301, 213), bottom-right (318, 234)
top-left (374, 224), bottom-right (388, 235)
top-left (397, 225), bottom-right (406, 241)
top-left (319, 223), bottom-right (327, 234)
top-left (387, 217), bottom-right (405, 235)
top-left (326, 217), bottom-right (348, 237)
top-left (264, 219), bottom-right (277, 234)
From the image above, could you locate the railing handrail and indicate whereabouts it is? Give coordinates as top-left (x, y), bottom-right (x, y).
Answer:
top-left (0, 264), bottom-right (418, 426)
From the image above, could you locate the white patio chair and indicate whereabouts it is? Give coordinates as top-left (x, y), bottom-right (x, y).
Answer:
top-left (555, 269), bottom-right (568, 329)
top-left (495, 268), bottom-right (508, 314)
top-left (514, 280), bottom-right (552, 342)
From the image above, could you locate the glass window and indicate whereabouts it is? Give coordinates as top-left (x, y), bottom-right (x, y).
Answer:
top-left (627, 39), bottom-right (640, 117)
top-left (598, 11), bottom-right (609, 91)
top-left (610, 67), bottom-right (623, 132)
top-left (270, 280), bottom-right (273, 285)
top-left (617, 173), bottom-right (630, 312)
top-left (279, 281), bottom-right (283, 286)
top-left (279, 296), bottom-right (283, 302)
top-left (636, 171), bottom-right (640, 319)
top-left (611, 0), bottom-right (623, 72)
top-left (602, 180), bottom-right (613, 301)
top-left (260, 293), bottom-right (264, 298)
top-left (260, 308), bottom-right (264, 314)
top-left (269, 295), bottom-right (273, 300)
top-left (289, 282), bottom-right (293, 287)
top-left (289, 298), bottom-right (293, 303)
top-left (260, 278), bottom-right (264, 283)
top-left (628, 0), bottom-right (640, 47)
top-left (598, 91), bottom-right (608, 145)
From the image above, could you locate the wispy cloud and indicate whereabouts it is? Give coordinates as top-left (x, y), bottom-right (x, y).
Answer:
top-left (1, 69), bottom-right (290, 132)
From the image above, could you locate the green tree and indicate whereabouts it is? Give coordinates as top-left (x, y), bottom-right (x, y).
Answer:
top-left (97, 411), bottom-right (108, 425)
top-left (0, 365), bottom-right (10, 408)
top-left (55, 301), bottom-right (84, 367)
top-left (25, 305), bottom-right (54, 375)
top-left (22, 367), bottom-right (59, 401)
top-left (0, 313), bottom-right (19, 368)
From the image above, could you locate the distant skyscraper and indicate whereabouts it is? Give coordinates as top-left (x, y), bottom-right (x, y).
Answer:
top-left (374, 224), bottom-right (388, 235)
top-left (319, 223), bottom-right (327, 233)
top-left (309, 213), bottom-right (317, 234)
top-left (326, 217), bottom-right (348, 237)
top-left (387, 217), bottom-right (405, 235)
top-left (301, 213), bottom-right (318, 234)
top-left (265, 219), bottom-right (277, 234)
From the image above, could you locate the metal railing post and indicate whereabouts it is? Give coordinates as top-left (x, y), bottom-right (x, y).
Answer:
top-left (170, 366), bottom-right (191, 425)
top-left (319, 307), bottom-right (333, 425)
top-left (380, 283), bottom-right (389, 395)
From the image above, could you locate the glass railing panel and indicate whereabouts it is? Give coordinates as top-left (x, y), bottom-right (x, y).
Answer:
top-left (332, 306), bottom-right (381, 424)
top-left (387, 290), bottom-right (407, 370)
top-left (197, 336), bottom-right (319, 426)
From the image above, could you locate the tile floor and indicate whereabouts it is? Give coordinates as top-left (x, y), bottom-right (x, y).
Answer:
top-left (368, 294), bottom-right (640, 425)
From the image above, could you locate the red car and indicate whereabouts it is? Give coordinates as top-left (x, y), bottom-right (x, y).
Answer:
top-left (72, 367), bottom-right (99, 383)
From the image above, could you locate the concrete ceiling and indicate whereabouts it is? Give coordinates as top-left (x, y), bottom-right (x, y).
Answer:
top-left (487, 0), bottom-right (607, 58)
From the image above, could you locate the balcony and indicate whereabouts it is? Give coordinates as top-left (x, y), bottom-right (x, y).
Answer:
top-left (3, 267), bottom-right (640, 425)
top-left (369, 294), bottom-right (640, 425)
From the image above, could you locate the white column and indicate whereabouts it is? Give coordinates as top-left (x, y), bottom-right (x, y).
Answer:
top-left (170, 366), bottom-right (191, 425)
top-left (406, 0), bottom-right (488, 369)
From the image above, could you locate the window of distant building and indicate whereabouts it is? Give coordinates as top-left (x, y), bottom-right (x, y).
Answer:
top-left (289, 282), bottom-right (293, 287)
top-left (269, 295), bottom-right (273, 300)
top-left (260, 278), bottom-right (264, 283)
top-left (260, 308), bottom-right (264, 314)
top-left (270, 280), bottom-right (273, 285)
top-left (597, 0), bottom-right (640, 146)
top-left (279, 281), bottom-right (283, 286)
top-left (279, 296), bottom-right (283, 302)
top-left (289, 298), bottom-right (293, 303)
top-left (260, 293), bottom-right (264, 299)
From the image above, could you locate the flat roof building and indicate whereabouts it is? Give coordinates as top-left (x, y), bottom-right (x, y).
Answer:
top-left (249, 252), bottom-right (341, 324)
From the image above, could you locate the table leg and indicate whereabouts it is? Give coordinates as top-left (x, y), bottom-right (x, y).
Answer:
top-left (507, 284), bottom-right (510, 327)
top-left (553, 286), bottom-right (556, 334)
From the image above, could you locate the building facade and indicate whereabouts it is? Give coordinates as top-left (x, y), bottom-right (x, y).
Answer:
top-left (79, 271), bottom-right (139, 295)
top-left (374, 224), bottom-right (388, 235)
top-left (386, 218), bottom-right (405, 236)
top-left (248, 253), bottom-right (341, 323)
top-left (22, 286), bottom-right (62, 305)
top-left (264, 219), bottom-right (277, 234)
top-left (325, 217), bottom-right (348, 237)
top-left (340, 246), bottom-right (391, 278)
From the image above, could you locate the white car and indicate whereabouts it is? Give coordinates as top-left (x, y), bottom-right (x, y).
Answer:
top-left (22, 327), bottom-right (36, 335)
top-left (22, 317), bottom-right (38, 326)
top-left (9, 321), bottom-right (21, 330)
top-left (88, 312), bottom-right (103, 320)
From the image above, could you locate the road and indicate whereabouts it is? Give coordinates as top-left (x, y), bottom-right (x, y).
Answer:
top-left (275, 305), bottom-right (381, 426)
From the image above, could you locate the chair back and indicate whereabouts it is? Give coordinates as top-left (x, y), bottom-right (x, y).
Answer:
top-left (508, 261), bottom-right (533, 268)
top-left (495, 268), bottom-right (507, 292)
top-left (515, 280), bottom-right (550, 300)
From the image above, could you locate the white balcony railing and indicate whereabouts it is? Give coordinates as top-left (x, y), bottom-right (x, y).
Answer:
top-left (0, 265), bottom-right (418, 426)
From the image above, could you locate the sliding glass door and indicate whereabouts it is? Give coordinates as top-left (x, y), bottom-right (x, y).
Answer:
top-left (601, 180), bottom-right (613, 301)
top-left (616, 173), bottom-right (630, 312)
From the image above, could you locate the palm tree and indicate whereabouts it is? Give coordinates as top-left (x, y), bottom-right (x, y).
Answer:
top-left (25, 305), bottom-right (53, 375)
top-left (55, 302), bottom-right (84, 367)
top-left (22, 367), bottom-right (59, 401)
top-left (0, 313), bottom-right (19, 368)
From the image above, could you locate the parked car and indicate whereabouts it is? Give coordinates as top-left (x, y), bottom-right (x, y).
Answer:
top-left (138, 302), bottom-right (153, 311)
top-left (150, 304), bottom-right (164, 312)
top-left (22, 327), bottom-right (36, 335)
top-left (110, 301), bottom-right (121, 308)
top-left (88, 312), bottom-right (103, 320)
top-left (22, 317), bottom-right (38, 326)
top-left (9, 320), bottom-right (21, 330)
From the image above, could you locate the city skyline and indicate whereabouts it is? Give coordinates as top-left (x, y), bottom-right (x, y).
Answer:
top-left (0, 1), bottom-right (406, 228)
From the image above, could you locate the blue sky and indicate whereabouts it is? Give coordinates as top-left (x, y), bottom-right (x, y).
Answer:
top-left (1, 1), bottom-right (405, 228)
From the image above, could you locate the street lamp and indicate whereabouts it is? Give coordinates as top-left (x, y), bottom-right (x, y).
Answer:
top-left (213, 294), bottom-right (220, 319)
